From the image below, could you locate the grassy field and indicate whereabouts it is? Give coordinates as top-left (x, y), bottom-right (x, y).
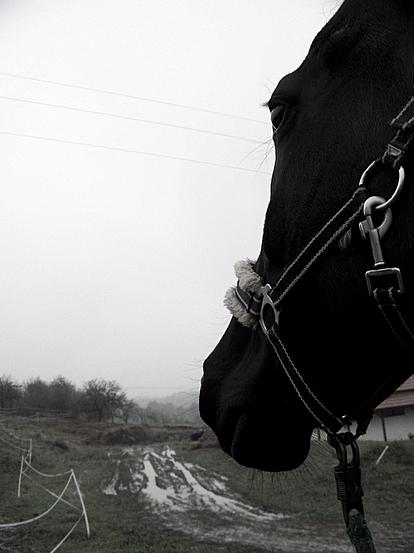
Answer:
top-left (0, 417), bottom-right (413, 553)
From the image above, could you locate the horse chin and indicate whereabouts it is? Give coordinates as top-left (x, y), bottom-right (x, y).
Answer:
top-left (227, 412), bottom-right (313, 472)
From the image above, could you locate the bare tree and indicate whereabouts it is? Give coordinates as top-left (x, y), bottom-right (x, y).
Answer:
top-left (21, 377), bottom-right (49, 410)
top-left (0, 375), bottom-right (21, 409)
top-left (83, 378), bottom-right (126, 422)
top-left (48, 376), bottom-right (80, 415)
top-left (119, 399), bottom-right (141, 424)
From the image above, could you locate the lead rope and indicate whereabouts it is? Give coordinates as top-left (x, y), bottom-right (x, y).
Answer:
top-left (347, 512), bottom-right (376, 553)
top-left (328, 433), bottom-right (376, 553)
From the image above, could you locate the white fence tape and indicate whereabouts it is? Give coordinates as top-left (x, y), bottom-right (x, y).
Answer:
top-left (16, 457), bottom-right (90, 538)
top-left (71, 471), bottom-right (91, 538)
top-left (27, 439), bottom-right (33, 463)
top-left (0, 473), bottom-right (74, 528)
top-left (17, 455), bottom-right (24, 498)
top-left (49, 514), bottom-right (85, 553)
top-left (2, 477), bottom-right (87, 553)
top-left (22, 457), bottom-right (72, 479)
top-left (0, 418), bottom-right (90, 552)
top-left (22, 471), bottom-right (81, 512)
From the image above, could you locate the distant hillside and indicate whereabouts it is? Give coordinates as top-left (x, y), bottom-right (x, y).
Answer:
top-left (134, 389), bottom-right (199, 409)
top-left (160, 390), bottom-right (199, 408)
top-left (132, 389), bottom-right (201, 425)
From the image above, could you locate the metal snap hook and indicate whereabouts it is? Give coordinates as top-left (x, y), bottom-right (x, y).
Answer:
top-left (359, 196), bottom-right (393, 267)
top-left (362, 196), bottom-right (393, 239)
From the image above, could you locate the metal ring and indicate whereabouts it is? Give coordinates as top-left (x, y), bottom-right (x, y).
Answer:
top-left (359, 159), bottom-right (405, 212)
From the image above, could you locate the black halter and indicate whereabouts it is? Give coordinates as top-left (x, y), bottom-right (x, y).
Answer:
top-left (235, 94), bottom-right (414, 437)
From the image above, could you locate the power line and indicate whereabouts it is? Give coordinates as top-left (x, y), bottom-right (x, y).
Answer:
top-left (0, 95), bottom-right (264, 144)
top-left (0, 130), bottom-right (271, 175)
top-left (123, 386), bottom-right (197, 390)
top-left (0, 70), bottom-right (267, 125)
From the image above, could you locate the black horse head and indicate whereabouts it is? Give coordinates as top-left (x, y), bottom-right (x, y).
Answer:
top-left (200, 0), bottom-right (414, 472)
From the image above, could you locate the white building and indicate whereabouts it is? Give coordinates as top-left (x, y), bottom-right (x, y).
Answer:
top-left (361, 375), bottom-right (414, 442)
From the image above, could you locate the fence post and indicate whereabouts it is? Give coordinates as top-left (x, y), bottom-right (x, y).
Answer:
top-left (28, 439), bottom-right (33, 463)
top-left (17, 455), bottom-right (24, 498)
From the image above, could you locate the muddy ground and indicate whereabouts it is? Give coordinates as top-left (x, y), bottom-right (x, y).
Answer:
top-left (0, 419), bottom-right (413, 553)
top-left (102, 443), bottom-right (413, 553)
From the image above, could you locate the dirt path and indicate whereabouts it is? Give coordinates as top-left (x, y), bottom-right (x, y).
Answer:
top-left (102, 445), bottom-right (354, 552)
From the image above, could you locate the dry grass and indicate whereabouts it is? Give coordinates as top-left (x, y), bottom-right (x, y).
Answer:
top-left (0, 417), bottom-right (412, 553)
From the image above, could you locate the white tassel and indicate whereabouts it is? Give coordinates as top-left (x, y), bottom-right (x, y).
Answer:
top-left (223, 287), bottom-right (257, 328)
top-left (223, 259), bottom-right (263, 328)
top-left (233, 259), bottom-right (262, 294)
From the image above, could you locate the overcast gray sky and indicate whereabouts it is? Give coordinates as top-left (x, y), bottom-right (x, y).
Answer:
top-left (0, 0), bottom-right (337, 397)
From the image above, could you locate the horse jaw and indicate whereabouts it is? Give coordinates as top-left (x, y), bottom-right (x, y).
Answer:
top-left (230, 412), bottom-right (313, 472)
top-left (200, 318), bottom-right (315, 472)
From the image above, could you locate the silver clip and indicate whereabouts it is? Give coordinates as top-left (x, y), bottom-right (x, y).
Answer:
top-left (259, 284), bottom-right (280, 336)
top-left (359, 196), bottom-right (392, 267)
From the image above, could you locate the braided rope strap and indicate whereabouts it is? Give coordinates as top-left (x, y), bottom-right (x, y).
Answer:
top-left (347, 510), bottom-right (376, 553)
top-left (329, 433), bottom-right (377, 553)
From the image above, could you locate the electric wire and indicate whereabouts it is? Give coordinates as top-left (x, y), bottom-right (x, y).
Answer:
top-left (0, 94), bottom-right (264, 144)
top-left (0, 70), bottom-right (267, 125)
top-left (123, 385), bottom-right (197, 390)
top-left (0, 130), bottom-right (271, 174)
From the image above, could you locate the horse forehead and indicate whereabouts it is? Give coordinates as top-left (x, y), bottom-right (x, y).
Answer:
top-left (333, 0), bottom-right (410, 17)
top-left (328, 0), bottom-right (414, 37)
top-left (308, 0), bottom-right (412, 65)
top-left (262, 0), bottom-right (414, 261)
top-left (274, 17), bottom-right (395, 103)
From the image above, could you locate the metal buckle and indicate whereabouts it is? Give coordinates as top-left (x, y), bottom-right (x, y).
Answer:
top-left (259, 284), bottom-right (280, 335)
top-left (365, 267), bottom-right (404, 296)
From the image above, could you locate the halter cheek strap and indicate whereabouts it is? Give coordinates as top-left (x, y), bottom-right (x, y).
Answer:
top-left (225, 176), bottom-right (413, 436)
top-left (225, 185), bottom-right (369, 435)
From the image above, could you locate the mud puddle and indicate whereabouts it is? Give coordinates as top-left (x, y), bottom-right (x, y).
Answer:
top-left (102, 445), bottom-right (352, 552)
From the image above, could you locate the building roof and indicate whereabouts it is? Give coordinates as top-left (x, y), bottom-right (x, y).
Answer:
top-left (397, 375), bottom-right (414, 392)
top-left (376, 375), bottom-right (414, 410)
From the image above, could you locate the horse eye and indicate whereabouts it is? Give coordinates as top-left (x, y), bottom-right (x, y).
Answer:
top-left (271, 105), bottom-right (286, 130)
